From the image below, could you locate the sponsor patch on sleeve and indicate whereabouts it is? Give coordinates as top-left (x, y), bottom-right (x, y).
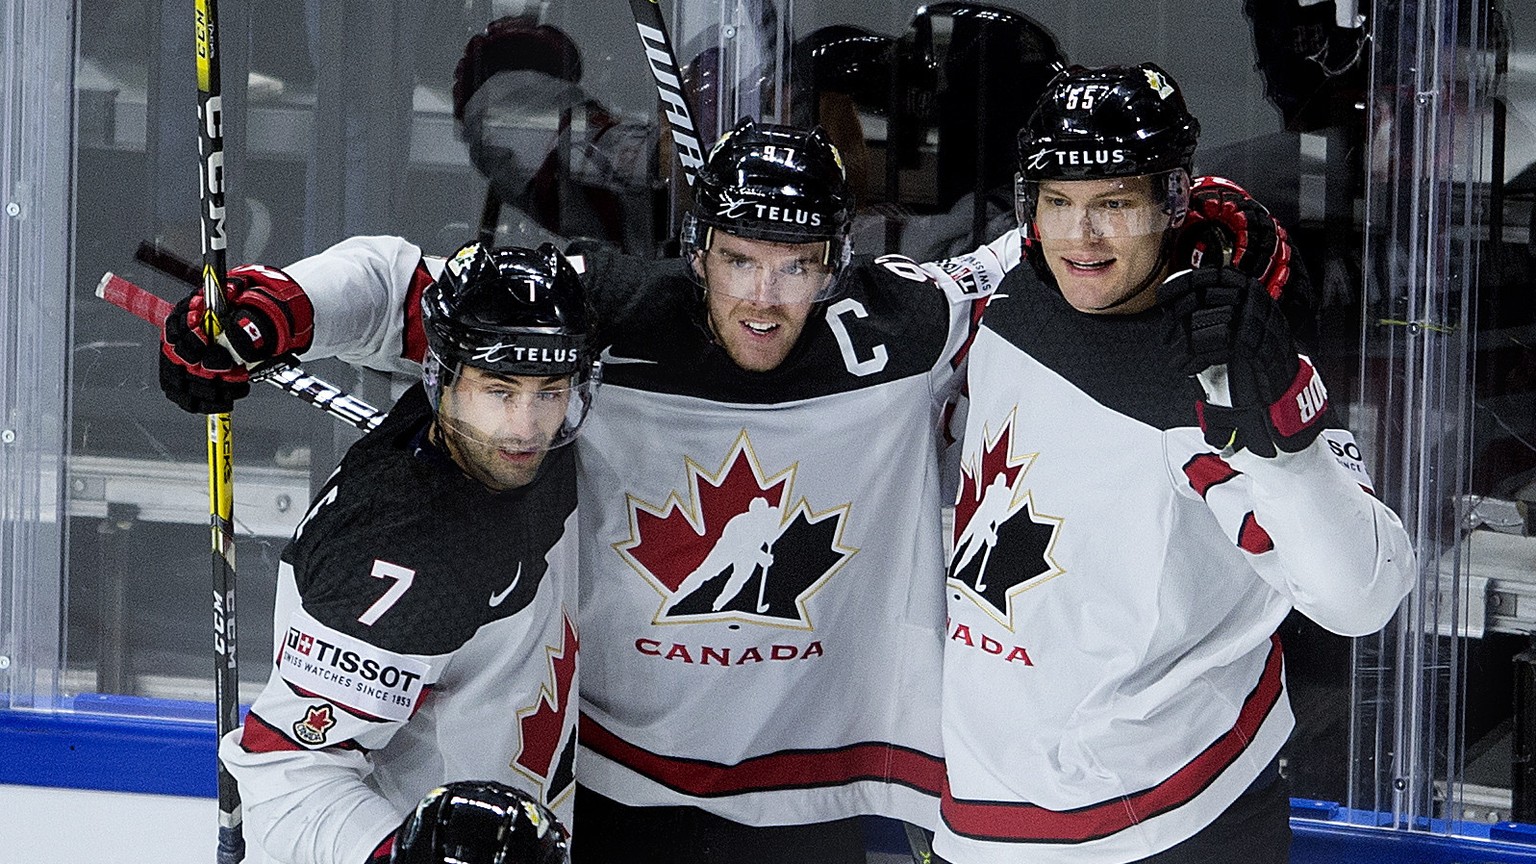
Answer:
top-left (1321, 429), bottom-right (1374, 491)
top-left (278, 607), bottom-right (430, 723)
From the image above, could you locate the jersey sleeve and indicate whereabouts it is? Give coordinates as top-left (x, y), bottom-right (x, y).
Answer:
top-left (1168, 425), bottom-right (1416, 636)
top-left (219, 567), bottom-right (447, 864)
top-left (284, 235), bottom-right (442, 376)
top-left (917, 229), bottom-right (1021, 370)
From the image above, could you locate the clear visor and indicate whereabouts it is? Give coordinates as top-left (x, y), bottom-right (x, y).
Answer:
top-left (426, 355), bottom-right (596, 454)
top-left (1016, 172), bottom-right (1188, 242)
top-left (681, 215), bottom-right (843, 305)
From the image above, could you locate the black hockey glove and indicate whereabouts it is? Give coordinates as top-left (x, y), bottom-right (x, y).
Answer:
top-left (158, 265), bottom-right (314, 414)
top-left (375, 781), bottom-right (569, 864)
top-left (1177, 176), bottom-right (1292, 300)
top-left (1159, 266), bottom-right (1328, 458)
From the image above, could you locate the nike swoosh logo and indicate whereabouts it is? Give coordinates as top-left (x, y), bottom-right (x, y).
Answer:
top-left (599, 347), bottom-right (659, 365)
top-left (489, 563), bottom-right (523, 607)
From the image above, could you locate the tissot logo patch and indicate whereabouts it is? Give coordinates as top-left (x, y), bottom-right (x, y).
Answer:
top-left (278, 607), bottom-right (430, 722)
top-left (615, 431), bottom-right (856, 627)
top-left (949, 409), bottom-right (1064, 628)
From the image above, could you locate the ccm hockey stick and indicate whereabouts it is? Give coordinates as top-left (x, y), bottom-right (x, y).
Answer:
top-left (192, 1), bottom-right (244, 861)
top-left (627, 0), bottom-right (705, 187)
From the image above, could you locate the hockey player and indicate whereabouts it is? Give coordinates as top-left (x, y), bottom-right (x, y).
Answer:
top-left (391, 781), bottom-right (570, 864)
top-left (197, 244), bottom-right (595, 864)
top-left (160, 118), bottom-right (1291, 863)
top-left (935, 63), bottom-right (1416, 864)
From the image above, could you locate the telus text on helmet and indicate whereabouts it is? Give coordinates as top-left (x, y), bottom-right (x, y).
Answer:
top-left (472, 343), bottom-right (579, 365)
top-left (716, 198), bottom-right (824, 228)
top-left (1025, 148), bottom-right (1130, 171)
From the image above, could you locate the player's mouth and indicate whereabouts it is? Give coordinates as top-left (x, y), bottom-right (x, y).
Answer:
top-left (740, 318), bottom-right (781, 338)
top-left (497, 447), bottom-right (540, 464)
top-left (1062, 256), bottom-right (1115, 274)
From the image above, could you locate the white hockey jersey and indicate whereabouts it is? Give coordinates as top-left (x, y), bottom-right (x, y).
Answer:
top-left (219, 387), bottom-right (580, 864)
top-left (932, 266), bottom-right (1415, 863)
top-left (265, 233), bottom-right (1017, 830)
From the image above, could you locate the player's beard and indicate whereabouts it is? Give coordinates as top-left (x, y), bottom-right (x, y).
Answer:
top-left (705, 293), bottom-right (813, 372)
top-left (432, 415), bottom-right (550, 492)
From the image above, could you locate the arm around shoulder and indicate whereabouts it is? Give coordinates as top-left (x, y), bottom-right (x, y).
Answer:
top-left (285, 235), bottom-right (437, 375)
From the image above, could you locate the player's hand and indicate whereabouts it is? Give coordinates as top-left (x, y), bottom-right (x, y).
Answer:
top-left (158, 265), bottom-right (313, 414)
top-left (1178, 176), bottom-right (1291, 299)
top-left (380, 781), bottom-right (569, 864)
top-left (1159, 267), bottom-right (1327, 458)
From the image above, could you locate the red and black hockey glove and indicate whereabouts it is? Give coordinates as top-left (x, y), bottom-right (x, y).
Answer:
top-left (159, 264), bottom-right (314, 414)
top-left (371, 780), bottom-right (569, 864)
top-left (1177, 176), bottom-right (1292, 300)
top-left (1159, 266), bottom-right (1327, 458)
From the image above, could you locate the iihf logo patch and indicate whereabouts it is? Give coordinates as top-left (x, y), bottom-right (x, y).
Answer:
top-left (949, 409), bottom-right (1063, 629)
top-left (615, 430), bottom-right (856, 627)
top-left (293, 704), bottom-right (336, 745)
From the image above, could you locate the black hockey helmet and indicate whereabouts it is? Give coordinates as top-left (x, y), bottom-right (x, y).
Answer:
top-left (422, 242), bottom-right (600, 450)
top-left (423, 241), bottom-right (593, 379)
top-left (1013, 64), bottom-right (1201, 302)
top-left (391, 781), bottom-right (569, 864)
top-left (681, 117), bottom-right (854, 302)
top-left (1018, 62), bottom-right (1199, 182)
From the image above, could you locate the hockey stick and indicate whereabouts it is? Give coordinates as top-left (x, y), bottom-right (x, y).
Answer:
top-left (97, 271), bottom-right (385, 432)
top-left (478, 186), bottom-right (503, 247)
top-left (627, 0), bottom-right (705, 187)
top-left (193, 1), bottom-right (244, 861)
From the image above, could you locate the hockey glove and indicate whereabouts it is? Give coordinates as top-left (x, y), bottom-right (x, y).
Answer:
top-left (158, 264), bottom-right (314, 414)
top-left (1178, 176), bottom-right (1292, 299)
top-left (1159, 266), bottom-right (1327, 458)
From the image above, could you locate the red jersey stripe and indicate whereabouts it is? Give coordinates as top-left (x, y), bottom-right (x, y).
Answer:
top-left (580, 715), bottom-right (945, 798)
top-left (939, 635), bottom-right (1284, 843)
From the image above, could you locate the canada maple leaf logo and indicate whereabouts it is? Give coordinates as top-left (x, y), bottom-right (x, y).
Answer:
top-left (292, 703), bottom-right (335, 745)
top-left (615, 430), bottom-right (857, 627)
top-left (514, 611), bottom-right (577, 803)
top-left (949, 409), bottom-right (1064, 628)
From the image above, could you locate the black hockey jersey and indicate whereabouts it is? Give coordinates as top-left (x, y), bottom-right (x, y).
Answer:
top-left (220, 385), bottom-right (580, 864)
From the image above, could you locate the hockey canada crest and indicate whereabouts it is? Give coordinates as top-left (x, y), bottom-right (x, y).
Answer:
top-left (293, 704), bottom-right (336, 745)
top-left (949, 409), bottom-right (1064, 628)
top-left (514, 611), bottom-right (578, 804)
top-left (616, 430), bottom-right (857, 627)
